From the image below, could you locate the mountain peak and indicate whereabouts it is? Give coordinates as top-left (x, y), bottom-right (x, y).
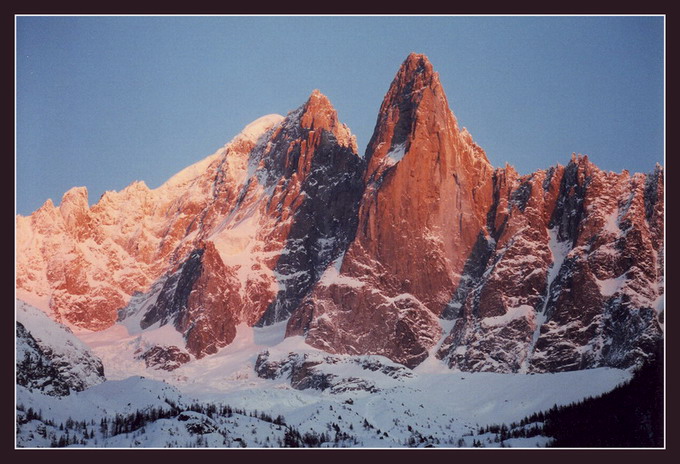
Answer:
top-left (60, 186), bottom-right (88, 206)
top-left (402, 52), bottom-right (435, 77)
top-left (389, 53), bottom-right (439, 100)
top-left (59, 186), bottom-right (89, 216)
top-left (364, 53), bottom-right (453, 176)
top-left (299, 90), bottom-right (357, 152)
top-left (308, 88), bottom-right (328, 101)
top-left (300, 89), bottom-right (337, 131)
top-left (36, 198), bottom-right (55, 214)
top-left (224, 114), bottom-right (284, 160)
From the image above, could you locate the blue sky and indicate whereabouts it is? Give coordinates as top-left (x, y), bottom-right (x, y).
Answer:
top-left (16, 15), bottom-right (664, 216)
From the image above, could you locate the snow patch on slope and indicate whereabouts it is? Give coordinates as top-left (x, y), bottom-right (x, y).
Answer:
top-left (482, 305), bottom-right (534, 328)
top-left (385, 143), bottom-right (407, 165)
top-left (414, 318), bottom-right (458, 374)
top-left (15, 290), bottom-right (52, 316)
top-left (596, 275), bottom-right (626, 297)
top-left (318, 260), bottom-right (365, 288)
top-left (159, 150), bottom-right (224, 192)
top-left (209, 205), bottom-right (280, 296)
top-left (521, 228), bottom-right (571, 373)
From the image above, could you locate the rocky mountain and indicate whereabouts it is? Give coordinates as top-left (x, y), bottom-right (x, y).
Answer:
top-left (254, 351), bottom-right (414, 394)
top-left (16, 53), bottom-right (664, 374)
top-left (16, 300), bottom-right (106, 395)
top-left (17, 113), bottom-right (284, 331)
top-left (16, 322), bottom-right (71, 396)
top-left (436, 158), bottom-right (664, 373)
top-left (287, 53), bottom-right (496, 368)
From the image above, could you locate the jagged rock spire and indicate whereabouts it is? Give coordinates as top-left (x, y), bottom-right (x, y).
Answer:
top-left (364, 53), bottom-right (489, 183)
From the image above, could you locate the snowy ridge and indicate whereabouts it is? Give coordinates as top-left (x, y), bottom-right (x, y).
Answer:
top-left (16, 113), bottom-right (284, 334)
top-left (16, 300), bottom-right (106, 392)
top-left (233, 114), bottom-right (285, 145)
top-left (160, 114), bottom-right (283, 193)
top-left (483, 305), bottom-right (534, 329)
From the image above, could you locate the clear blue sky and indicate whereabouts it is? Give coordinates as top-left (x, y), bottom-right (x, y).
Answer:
top-left (16, 15), bottom-right (664, 216)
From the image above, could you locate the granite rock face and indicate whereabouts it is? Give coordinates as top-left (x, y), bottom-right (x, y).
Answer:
top-left (288, 54), bottom-right (663, 372)
top-left (287, 53), bottom-right (496, 368)
top-left (436, 157), bottom-right (664, 372)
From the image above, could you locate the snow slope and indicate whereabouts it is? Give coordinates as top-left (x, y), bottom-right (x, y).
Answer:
top-left (16, 316), bottom-right (629, 448)
top-left (16, 300), bottom-right (105, 392)
top-left (15, 293), bottom-right (632, 448)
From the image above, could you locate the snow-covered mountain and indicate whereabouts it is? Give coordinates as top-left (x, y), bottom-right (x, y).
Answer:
top-left (16, 300), bottom-right (105, 395)
top-left (16, 113), bottom-right (285, 332)
top-left (15, 53), bottom-right (664, 448)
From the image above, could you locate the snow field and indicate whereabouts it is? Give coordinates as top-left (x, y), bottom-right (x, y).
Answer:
top-left (17, 300), bottom-right (632, 448)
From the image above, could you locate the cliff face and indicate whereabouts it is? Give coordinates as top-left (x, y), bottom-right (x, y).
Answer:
top-left (286, 54), bottom-right (663, 372)
top-left (16, 53), bottom-right (663, 372)
top-left (287, 53), bottom-right (496, 368)
top-left (436, 157), bottom-right (664, 372)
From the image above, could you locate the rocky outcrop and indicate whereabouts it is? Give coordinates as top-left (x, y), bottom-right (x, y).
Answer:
top-left (253, 91), bottom-right (365, 325)
top-left (176, 411), bottom-right (218, 434)
top-left (138, 345), bottom-right (191, 371)
top-left (16, 300), bottom-right (106, 394)
top-left (254, 351), bottom-right (413, 393)
top-left (530, 159), bottom-right (664, 372)
top-left (16, 322), bottom-right (71, 396)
